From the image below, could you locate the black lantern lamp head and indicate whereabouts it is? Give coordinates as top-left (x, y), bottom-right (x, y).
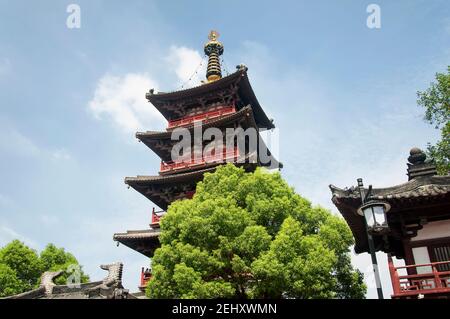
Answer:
top-left (357, 201), bottom-right (391, 233)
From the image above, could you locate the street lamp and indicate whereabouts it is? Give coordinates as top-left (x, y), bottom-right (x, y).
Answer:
top-left (357, 178), bottom-right (391, 299)
top-left (357, 201), bottom-right (391, 233)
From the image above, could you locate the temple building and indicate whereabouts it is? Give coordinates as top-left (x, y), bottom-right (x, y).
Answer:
top-left (330, 148), bottom-right (450, 299)
top-left (113, 31), bottom-right (281, 290)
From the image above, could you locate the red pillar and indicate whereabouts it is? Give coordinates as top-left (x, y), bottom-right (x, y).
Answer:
top-left (388, 254), bottom-right (401, 297)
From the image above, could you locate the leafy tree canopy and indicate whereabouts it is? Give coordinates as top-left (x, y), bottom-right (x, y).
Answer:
top-left (417, 66), bottom-right (450, 174)
top-left (147, 164), bottom-right (366, 299)
top-left (39, 243), bottom-right (90, 285)
top-left (0, 240), bottom-right (43, 291)
top-left (0, 240), bottom-right (89, 296)
top-left (0, 263), bottom-right (23, 297)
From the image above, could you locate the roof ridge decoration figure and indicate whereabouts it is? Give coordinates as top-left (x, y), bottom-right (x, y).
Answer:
top-left (40, 270), bottom-right (64, 296)
top-left (3, 261), bottom-right (134, 299)
top-left (406, 147), bottom-right (437, 180)
top-left (85, 262), bottom-right (128, 299)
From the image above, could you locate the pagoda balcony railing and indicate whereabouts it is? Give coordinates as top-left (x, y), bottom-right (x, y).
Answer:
top-left (160, 147), bottom-right (239, 173)
top-left (167, 106), bottom-right (236, 129)
top-left (388, 256), bottom-right (450, 298)
top-left (150, 207), bottom-right (166, 228)
top-left (140, 267), bottom-right (152, 291)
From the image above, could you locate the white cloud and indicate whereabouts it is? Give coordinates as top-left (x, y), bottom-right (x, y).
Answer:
top-left (88, 46), bottom-right (207, 134)
top-left (51, 148), bottom-right (72, 161)
top-left (88, 73), bottom-right (165, 134)
top-left (166, 45), bottom-right (206, 88)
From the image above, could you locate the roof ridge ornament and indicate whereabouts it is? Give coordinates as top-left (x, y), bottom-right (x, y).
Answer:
top-left (407, 147), bottom-right (437, 180)
top-left (40, 270), bottom-right (64, 296)
top-left (408, 147), bottom-right (426, 165)
top-left (236, 63), bottom-right (248, 72)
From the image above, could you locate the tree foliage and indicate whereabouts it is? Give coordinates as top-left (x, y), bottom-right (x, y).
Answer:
top-left (0, 240), bottom-right (89, 296)
top-left (0, 240), bottom-right (43, 291)
top-left (146, 164), bottom-right (366, 299)
top-left (0, 263), bottom-right (23, 297)
top-left (417, 66), bottom-right (450, 175)
top-left (39, 243), bottom-right (90, 285)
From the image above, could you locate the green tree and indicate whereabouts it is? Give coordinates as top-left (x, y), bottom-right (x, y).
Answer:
top-left (0, 263), bottom-right (23, 297)
top-left (0, 241), bottom-right (90, 296)
top-left (40, 244), bottom-right (90, 285)
top-left (417, 66), bottom-right (450, 175)
top-left (0, 240), bottom-right (43, 291)
top-left (146, 164), bottom-right (366, 299)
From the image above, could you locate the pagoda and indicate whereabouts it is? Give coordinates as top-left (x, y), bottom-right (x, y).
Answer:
top-left (113, 31), bottom-right (281, 289)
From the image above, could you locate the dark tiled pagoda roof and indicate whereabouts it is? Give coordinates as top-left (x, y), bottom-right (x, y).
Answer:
top-left (146, 68), bottom-right (275, 130)
top-left (330, 148), bottom-right (450, 257)
top-left (125, 167), bottom-right (218, 210)
top-left (113, 229), bottom-right (161, 258)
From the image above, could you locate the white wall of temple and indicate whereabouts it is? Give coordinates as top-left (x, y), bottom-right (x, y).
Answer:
top-left (411, 220), bottom-right (450, 241)
top-left (411, 247), bottom-right (432, 273)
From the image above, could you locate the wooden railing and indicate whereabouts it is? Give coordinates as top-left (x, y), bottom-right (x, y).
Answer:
top-left (388, 255), bottom-right (450, 298)
top-left (167, 106), bottom-right (236, 129)
top-left (140, 267), bottom-right (152, 290)
top-left (150, 207), bottom-right (166, 228)
top-left (160, 147), bottom-right (239, 173)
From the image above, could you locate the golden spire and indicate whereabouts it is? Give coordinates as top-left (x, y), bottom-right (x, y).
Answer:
top-left (204, 30), bottom-right (224, 83)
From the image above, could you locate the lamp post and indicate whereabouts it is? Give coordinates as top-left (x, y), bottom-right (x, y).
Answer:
top-left (357, 178), bottom-right (390, 299)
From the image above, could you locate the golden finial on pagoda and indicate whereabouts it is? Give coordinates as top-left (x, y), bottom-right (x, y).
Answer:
top-left (204, 30), bottom-right (224, 83)
top-left (207, 30), bottom-right (220, 42)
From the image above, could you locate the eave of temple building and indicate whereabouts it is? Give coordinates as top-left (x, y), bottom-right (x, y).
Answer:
top-left (146, 68), bottom-right (275, 130)
top-left (330, 174), bottom-right (450, 258)
top-left (113, 229), bottom-right (161, 258)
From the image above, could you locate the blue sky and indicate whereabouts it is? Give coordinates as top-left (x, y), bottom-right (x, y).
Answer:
top-left (0, 0), bottom-right (449, 298)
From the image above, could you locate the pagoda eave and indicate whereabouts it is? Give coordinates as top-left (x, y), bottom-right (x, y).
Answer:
top-left (146, 70), bottom-right (274, 130)
top-left (136, 105), bottom-right (259, 161)
top-left (135, 105), bottom-right (282, 168)
top-left (125, 160), bottom-right (273, 210)
top-left (113, 229), bottom-right (161, 258)
top-left (125, 167), bottom-right (217, 210)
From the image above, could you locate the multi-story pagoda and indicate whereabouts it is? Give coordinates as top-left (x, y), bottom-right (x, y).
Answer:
top-left (330, 148), bottom-right (450, 299)
top-left (113, 31), bottom-right (280, 289)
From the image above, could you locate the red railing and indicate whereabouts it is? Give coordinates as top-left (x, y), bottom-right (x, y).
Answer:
top-left (388, 255), bottom-right (450, 298)
top-left (140, 267), bottom-right (152, 290)
top-left (185, 190), bottom-right (195, 199)
top-left (167, 106), bottom-right (236, 129)
top-left (150, 207), bottom-right (166, 228)
top-left (160, 147), bottom-right (239, 173)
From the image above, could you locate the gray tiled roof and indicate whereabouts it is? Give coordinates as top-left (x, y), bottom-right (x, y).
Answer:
top-left (3, 262), bottom-right (135, 299)
top-left (113, 228), bottom-right (161, 241)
